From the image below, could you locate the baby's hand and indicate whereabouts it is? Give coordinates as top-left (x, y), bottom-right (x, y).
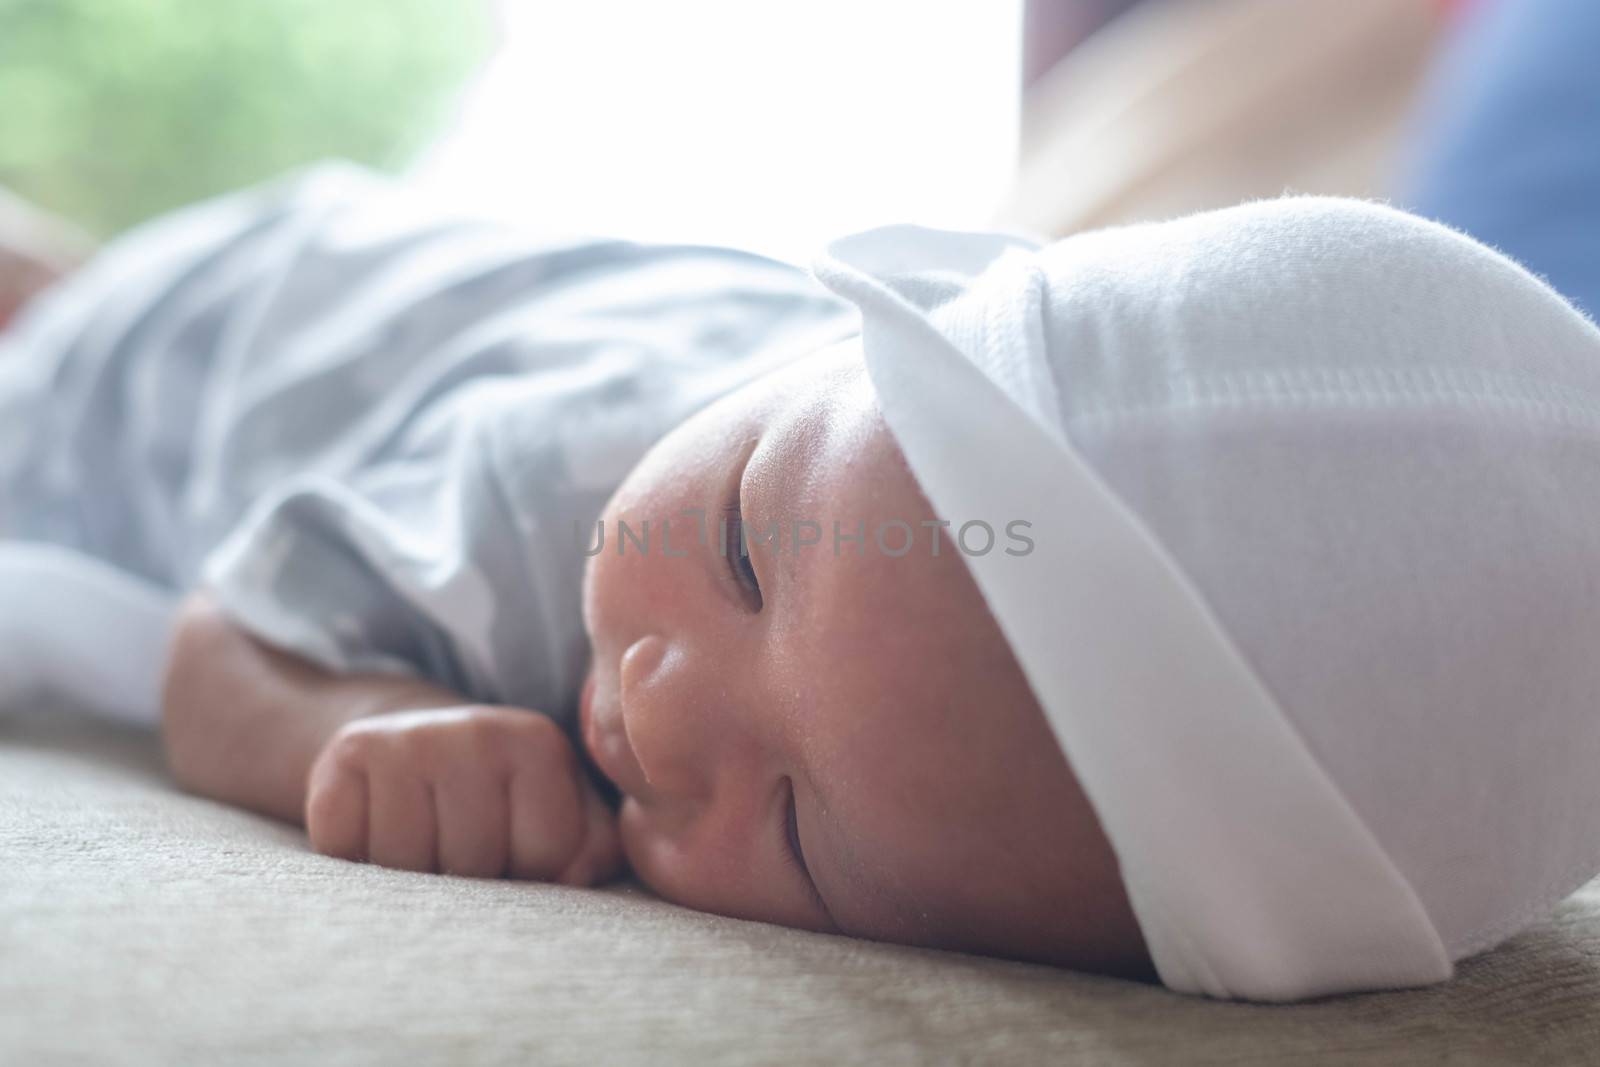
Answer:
top-left (305, 705), bottom-right (622, 885)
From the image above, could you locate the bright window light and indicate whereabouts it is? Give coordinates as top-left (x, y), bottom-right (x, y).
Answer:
top-left (413, 0), bottom-right (1022, 264)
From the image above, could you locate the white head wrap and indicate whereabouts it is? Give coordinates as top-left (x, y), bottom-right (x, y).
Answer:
top-left (812, 198), bottom-right (1600, 1001)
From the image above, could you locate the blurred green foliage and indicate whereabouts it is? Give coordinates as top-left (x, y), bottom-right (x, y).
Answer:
top-left (0, 0), bottom-right (491, 235)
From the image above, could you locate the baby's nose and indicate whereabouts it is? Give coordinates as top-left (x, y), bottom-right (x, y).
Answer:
top-left (618, 633), bottom-right (720, 801)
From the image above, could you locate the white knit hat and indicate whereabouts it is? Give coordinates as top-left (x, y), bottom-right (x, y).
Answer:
top-left (812, 198), bottom-right (1600, 1001)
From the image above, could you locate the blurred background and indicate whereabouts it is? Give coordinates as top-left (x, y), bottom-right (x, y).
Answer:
top-left (1, 0), bottom-right (1447, 263)
top-left (0, 0), bottom-right (1020, 262)
top-left (0, 0), bottom-right (492, 236)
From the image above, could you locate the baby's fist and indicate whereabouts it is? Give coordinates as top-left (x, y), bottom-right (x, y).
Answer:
top-left (305, 705), bottom-right (621, 885)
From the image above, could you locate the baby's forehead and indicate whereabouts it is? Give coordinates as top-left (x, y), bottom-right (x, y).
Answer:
top-left (762, 392), bottom-right (997, 682)
top-left (757, 356), bottom-right (924, 522)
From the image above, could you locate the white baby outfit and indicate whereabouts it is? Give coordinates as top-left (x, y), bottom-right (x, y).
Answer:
top-left (0, 164), bottom-right (852, 724)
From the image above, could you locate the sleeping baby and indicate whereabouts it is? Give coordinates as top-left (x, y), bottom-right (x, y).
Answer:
top-left (5, 164), bottom-right (1600, 1001)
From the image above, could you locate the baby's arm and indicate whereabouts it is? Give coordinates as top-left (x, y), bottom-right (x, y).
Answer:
top-left (161, 593), bottom-right (621, 883)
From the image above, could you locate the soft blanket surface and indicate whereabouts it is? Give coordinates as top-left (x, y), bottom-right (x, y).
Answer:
top-left (5, 707), bottom-right (1599, 1066)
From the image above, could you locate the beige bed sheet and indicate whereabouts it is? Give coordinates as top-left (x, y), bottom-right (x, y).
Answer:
top-left (4, 705), bottom-right (1599, 1066)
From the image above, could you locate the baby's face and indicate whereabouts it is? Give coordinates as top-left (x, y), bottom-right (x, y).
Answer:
top-left (581, 342), bottom-right (1150, 978)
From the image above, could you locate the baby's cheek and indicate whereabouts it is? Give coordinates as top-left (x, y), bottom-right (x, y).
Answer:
top-left (616, 799), bottom-right (729, 897)
top-left (616, 798), bottom-right (820, 930)
top-left (615, 798), bottom-right (691, 903)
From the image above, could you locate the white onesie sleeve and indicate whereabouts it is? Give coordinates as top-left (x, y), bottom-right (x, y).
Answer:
top-left (0, 543), bottom-right (177, 724)
top-left (201, 378), bottom-right (593, 722)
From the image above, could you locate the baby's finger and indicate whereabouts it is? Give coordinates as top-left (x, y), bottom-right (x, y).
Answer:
top-left (434, 777), bottom-right (510, 878)
top-left (367, 769), bottom-right (438, 873)
top-left (507, 767), bottom-right (584, 881)
top-left (557, 779), bottom-right (624, 887)
top-left (305, 763), bottom-right (367, 863)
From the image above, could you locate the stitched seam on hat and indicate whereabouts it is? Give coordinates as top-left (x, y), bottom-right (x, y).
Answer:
top-left (1071, 365), bottom-right (1600, 432)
